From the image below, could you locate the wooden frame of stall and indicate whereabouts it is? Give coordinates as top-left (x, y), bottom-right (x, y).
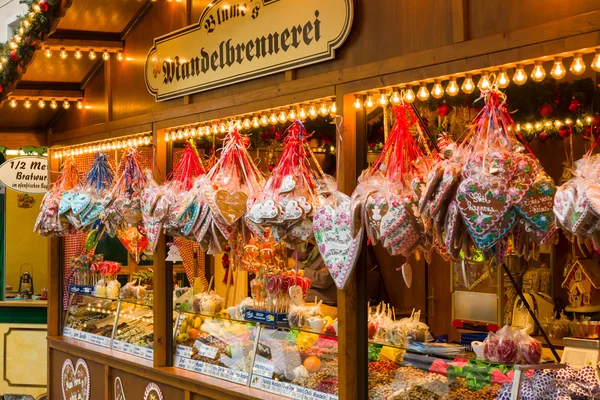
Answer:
top-left (35, 1), bottom-right (600, 399)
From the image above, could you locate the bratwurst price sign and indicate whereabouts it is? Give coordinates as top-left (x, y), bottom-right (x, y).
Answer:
top-left (145, 0), bottom-right (354, 101)
top-left (0, 156), bottom-right (48, 194)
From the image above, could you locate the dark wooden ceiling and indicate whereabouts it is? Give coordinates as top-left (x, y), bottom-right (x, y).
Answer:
top-left (54, 0), bottom-right (148, 33)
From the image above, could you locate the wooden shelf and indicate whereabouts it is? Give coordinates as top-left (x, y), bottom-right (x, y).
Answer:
top-left (0, 300), bottom-right (47, 308)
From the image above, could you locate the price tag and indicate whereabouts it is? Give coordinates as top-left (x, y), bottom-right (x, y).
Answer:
top-left (176, 345), bottom-right (192, 358)
top-left (328, 395), bottom-right (339, 400)
top-left (196, 343), bottom-right (219, 359)
top-left (252, 361), bottom-right (274, 379)
top-left (193, 360), bottom-right (203, 373)
top-left (63, 327), bottom-right (74, 338)
top-left (303, 388), bottom-right (328, 400)
top-left (281, 382), bottom-right (303, 399)
top-left (175, 356), bottom-right (187, 369)
top-left (144, 348), bottom-right (154, 360)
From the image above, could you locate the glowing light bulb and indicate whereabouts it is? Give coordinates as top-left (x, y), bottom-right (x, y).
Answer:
top-left (365, 96), bottom-right (374, 108)
top-left (477, 72), bottom-right (491, 91)
top-left (353, 96), bottom-right (362, 109)
top-left (270, 113), bottom-right (278, 124)
top-left (74, 49), bottom-right (82, 60)
top-left (164, 132), bottom-right (170, 142)
top-left (63, 100), bottom-right (70, 109)
top-left (378, 92), bottom-right (388, 106)
top-left (391, 90), bottom-right (401, 104)
top-left (219, 124), bottom-right (226, 133)
top-left (102, 50), bottom-right (110, 61)
top-left (592, 50), bottom-right (600, 72)
top-left (76, 100), bottom-right (83, 109)
top-left (330, 102), bottom-right (337, 115)
top-left (299, 106), bottom-right (307, 118)
top-left (24, 99), bottom-right (31, 109)
top-left (116, 51), bottom-right (124, 61)
top-left (531, 61), bottom-right (546, 82)
top-left (308, 105), bottom-right (317, 117)
top-left (89, 50), bottom-right (96, 60)
top-left (431, 81), bottom-right (444, 98)
top-left (404, 87), bottom-right (416, 103)
top-left (59, 48), bottom-right (68, 60)
top-left (50, 99), bottom-right (57, 109)
top-left (9, 42), bottom-right (17, 50)
top-left (513, 65), bottom-right (527, 85)
top-left (243, 118), bottom-right (251, 129)
top-left (570, 53), bottom-right (586, 75)
top-left (497, 68), bottom-right (509, 88)
top-left (565, 118), bottom-right (573, 126)
top-left (319, 102), bottom-right (328, 116)
top-left (183, 128), bottom-right (189, 138)
top-left (252, 117), bottom-right (260, 128)
top-left (44, 47), bottom-right (52, 58)
top-left (417, 83), bottom-right (429, 101)
top-left (260, 115), bottom-right (268, 126)
top-left (288, 108), bottom-right (297, 120)
top-left (461, 75), bottom-right (475, 94)
top-left (279, 111), bottom-right (287, 122)
top-left (446, 79), bottom-right (459, 96)
top-left (38, 99), bottom-right (45, 108)
top-left (551, 57), bottom-right (566, 79)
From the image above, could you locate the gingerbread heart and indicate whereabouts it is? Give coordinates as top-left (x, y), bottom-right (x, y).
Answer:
top-left (471, 209), bottom-right (516, 249)
top-left (289, 285), bottom-right (304, 306)
top-left (456, 176), bottom-right (510, 234)
top-left (182, 201), bottom-right (201, 236)
top-left (288, 218), bottom-right (313, 242)
top-left (296, 196), bottom-right (313, 214)
top-left (284, 200), bottom-right (304, 221)
top-left (71, 192), bottom-right (92, 215)
top-left (81, 201), bottom-right (103, 227)
top-left (313, 198), bottom-right (363, 290)
top-left (379, 195), bottom-right (410, 239)
top-left (58, 191), bottom-right (74, 215)
top-left (62, 358), bottom-right (90, 400)
top-left (214, 190), bottom-right (248, 225)
top-left (364, 193), bottom-right (389, 244)
top-left (115, 377), bottom-right (126, 400)
top-left (585, 182), bottom-right (600, 217)
top-left (280, 175), bottom-right (297, 193)
top-left (508, 154), bottom-right (538, 204)
top-left (515, 174), bottom-right (556, 232)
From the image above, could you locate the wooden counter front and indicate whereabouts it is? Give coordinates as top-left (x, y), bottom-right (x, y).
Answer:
top-left (48, 336), bottom-right (289, 400)
top-left (0, 300), bottom-right (47, 307)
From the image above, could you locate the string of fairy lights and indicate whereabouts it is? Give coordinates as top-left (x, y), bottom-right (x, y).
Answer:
top-left (352, 49), bottom-right (600, 109)
top-left (42, 47), bottom-right (123, 62)
top-left (164, 98), bottom-right (336, 142)
top-left (52, 133), bottom-right (153, 159)
top-left (8, 98), bottom-right (83, 110)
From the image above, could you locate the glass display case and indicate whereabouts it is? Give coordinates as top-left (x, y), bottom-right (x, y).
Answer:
top-left (63, 294), bottom-right (118, 348)
top-left (173, 311), bottom-right (259, 385)
top-left (63, 293), bottom-right (156, 360)
top-left (172, 311), bottom-right (339, 399)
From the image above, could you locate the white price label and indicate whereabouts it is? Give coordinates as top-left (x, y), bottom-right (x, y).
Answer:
top-left (281, 382), bottom-right (303, 399)
top-left (303, 388), bottom-right (328, 400)
top-left (176, 345), bottom-right (192, 357)
top-left (328, 395), bottom-right (339, 400)
top-left (63, 327), bottom-right (74, 338)
top-left (196, 343), bottom-right (218, 359)
top-left (253, 361), bottom-right (275, 378)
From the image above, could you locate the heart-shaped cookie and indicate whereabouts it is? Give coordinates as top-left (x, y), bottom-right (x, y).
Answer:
top-left (585, 182), bottom-right (600, 217)
top-left (456, 176), bottom-right (510, 234)
top-left (280, 175), bottom-right (297, 193)
top-left (515, 174), bottom-right (556, 232)
top-left (284, 200), bottom-right (304, 221)
top-left (62, 358), bottom-right (90, 400)
top-left (313, 198), bottom-right (363, 290)
top-left (115, 377), bottom-right (126, 400)
top-left (471, 209), bottom-right (516, 249)
top-left (213, 190), bottom-right (248, 225)
top-left (364, 193), bottom-right (390, 244)
top-left (182, 202), bottom-right (201, 236)
top-left (71, 192), bottom-right (92, 215)
top-left (144, 383), bottom-right (164, 400)
top-left (508, 154), bottom-right (538, 204)
top-left (289, 285), bottom-right (304, 306)
top-left (59, 191), bottom-right (74, 215)
top-left (288, 218), bottom-right (313, 242)
top-left (81, 201), bottom-right (104, 227)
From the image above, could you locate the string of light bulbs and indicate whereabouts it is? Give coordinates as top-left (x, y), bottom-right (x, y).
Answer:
top-left (515, 115), bottom-right (595, 133)
top-left (7, 98), bottom-right (84, 110)
top-left (164, 98), bottom-right (336, 142)
top-left (352, 49), bottom-right (600, 109)
top-left (52, 133), bottom-right (153, 159)
top-left (42, 47), bottom-right (123, 62)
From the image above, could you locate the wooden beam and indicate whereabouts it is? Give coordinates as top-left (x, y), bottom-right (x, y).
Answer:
top-left (44, 38), bottom-right (123, 52)
top-left (105, 58), bottom-right (112, 122)
top-left (121, 1), bottom-right (155, 41)
top-left (10, 88), bottom-right (83, 101)
top-left (452, 0), bottom-right (468, 43)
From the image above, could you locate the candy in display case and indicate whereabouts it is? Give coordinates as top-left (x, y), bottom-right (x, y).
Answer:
top-left (250, 327), bottom-right (339, 400)
top-left (63, 294), bottom-right (118, 348)
top-left (111, 300), bottom-right (155, 360)
top-left (173, 312), bottom-right (259, 385)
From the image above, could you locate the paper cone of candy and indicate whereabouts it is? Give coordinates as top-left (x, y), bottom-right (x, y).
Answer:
top-left (142, 141), bottom-right (206, 250)
top-left (101, 148), bottom-right (149, 261)
top-left (246, 120), bottom-right (322, 244)
top-left (35, 157), bottom-right (81, 236)
top-left (197, 129), bottom-right (265, 254)
top-left (352, 104), bottom-right (434, 259)
top-left (58, 152), bottom-right (114, 232)
top-left (440, 90), bottom-right (557, 262)
top-left (554, 137), bottom-right (600, 251)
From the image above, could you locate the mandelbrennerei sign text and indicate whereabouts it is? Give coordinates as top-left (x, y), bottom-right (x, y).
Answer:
top-left (145, 0), bottom-right (353, 101)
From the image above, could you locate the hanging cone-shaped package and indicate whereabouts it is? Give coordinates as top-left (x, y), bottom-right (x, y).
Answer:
top-left (35, 157), bottom-right (81, 236)
top-left (58, 152), bottom-right (114, 232)
top-left (198, 129), bottom-right (265, 253)
top-left (352, 103), bottom-right (434, 258)
top-left (247, 120), bottom-right (323, 245)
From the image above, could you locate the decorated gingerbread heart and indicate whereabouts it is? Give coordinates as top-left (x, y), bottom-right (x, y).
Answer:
top-left (456, 176), bottom-right (511, 235)
top-left (62, 358), bottom-right (90, 400)
top-left (280, 175), bottom-right (297, 193)
top-left (515, 174), bottom-right (556, 233)
top-left (71, 192), bottom-right (92, 215)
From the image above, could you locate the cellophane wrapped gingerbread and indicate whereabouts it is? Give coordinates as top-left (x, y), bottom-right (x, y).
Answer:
top-left (34, 157), bottom-right (80, 236)
top-left (58, 152), bottom-right (114, 232)
top-left (246, 120), bottom-right (322, 244)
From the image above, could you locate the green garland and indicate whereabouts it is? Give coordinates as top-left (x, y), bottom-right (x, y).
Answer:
top-left (0, 0), bottom-right (62, 102)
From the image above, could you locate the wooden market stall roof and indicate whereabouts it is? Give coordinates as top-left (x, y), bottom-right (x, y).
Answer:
top-left (0, 0), bottom-right (151, 133)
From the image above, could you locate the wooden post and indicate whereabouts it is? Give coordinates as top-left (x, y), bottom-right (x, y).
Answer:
top-left (153, 125), bottom-right (172, 368)
top-left (336, 90), bottom-right (368, 400)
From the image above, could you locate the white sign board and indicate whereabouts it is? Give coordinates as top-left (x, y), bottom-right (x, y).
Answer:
top-left (0, 156), bottom-right (48, 193)
top-left (145, 0), bottom-right (354, 101)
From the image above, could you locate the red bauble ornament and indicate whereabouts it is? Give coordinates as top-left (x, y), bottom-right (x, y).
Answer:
top-left (368, 142), bottom-right (376, 149)
top-left (593, 115), bottom-right (600, 127)
top-left (9, 50), bottom-right (18, 61)
top-left (583, 126), bottom-right (593, 141)
top-left (437, 103), bottom-right (451, 117)
top-left (538, 131), bottom-right (549, 142)
top-left (539, 104), bottom-right (553, 118)
top-left (25, 36), bottom-right (37, 47)
top-left (39, 0), bottom-right (49, 11)
top-left (268, 163), bottom-right (275, 172)
top-left (558, 126), bottom-right (572, 139)
top-left (274, 132), bottom-right (282, 141)
top-left (568, 98), bottom-right (581, 113)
